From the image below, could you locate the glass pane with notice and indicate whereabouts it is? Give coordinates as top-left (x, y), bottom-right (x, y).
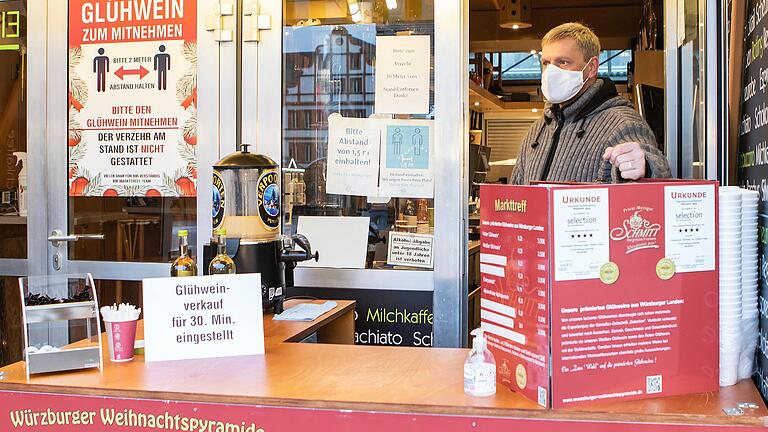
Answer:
top-left (282, 0), bottom-right (435, 271)
top-left (66, 0), bottom-right (199, 263)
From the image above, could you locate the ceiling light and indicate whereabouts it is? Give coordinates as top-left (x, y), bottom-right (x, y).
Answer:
top-left (530, 50), bottom-right (536, 55)
top-left (385, 0), bottom-right (397, 9)
top-left (474, 101), bottom-right (480, 106)
top-left (531, 108), bottom-right (538, 113)
top-left (499, 0), bottom-right (532, 29)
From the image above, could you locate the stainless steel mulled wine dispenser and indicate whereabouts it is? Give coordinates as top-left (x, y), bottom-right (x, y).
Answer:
top-left (203, 144), bottom-right (318, 314)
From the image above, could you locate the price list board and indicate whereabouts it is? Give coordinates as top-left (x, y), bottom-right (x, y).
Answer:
top-left (738, 0), bottom-right (768, 401)
top-left (479, 185), bottom-right (550, 407)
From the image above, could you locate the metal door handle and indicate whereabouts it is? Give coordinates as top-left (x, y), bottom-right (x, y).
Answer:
top-left (48, 230), bottom-right (105, 247)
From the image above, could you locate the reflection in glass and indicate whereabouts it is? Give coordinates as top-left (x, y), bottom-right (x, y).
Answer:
top-left (679, 0), bottom-right (705, 178)
top-left (0, 276), bottom-right (23, 366)
top-left (490, 50), bottom-right (632, 82)
top-left (282, 0), bottom-right (435, 269)
top-left (69, 197), bottom-right (197, 263)
top-left (0, 0), bottom-right (27, 259)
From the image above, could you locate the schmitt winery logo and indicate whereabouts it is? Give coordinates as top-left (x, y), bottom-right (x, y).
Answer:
top-left (610, 209), bottom-right (661, 253)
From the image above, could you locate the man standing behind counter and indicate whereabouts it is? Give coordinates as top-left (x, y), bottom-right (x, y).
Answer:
top-left (510, 23), bottom-right (671, 184)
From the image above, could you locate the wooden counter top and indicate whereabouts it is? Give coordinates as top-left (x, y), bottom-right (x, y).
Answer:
top-left (1, 300), bottom-right (766, 427)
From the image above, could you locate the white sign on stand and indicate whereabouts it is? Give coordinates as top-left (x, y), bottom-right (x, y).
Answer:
top-left (374, 35), bottom-right (431, 114)
top-left (142, 274), bottom-right (264, 362)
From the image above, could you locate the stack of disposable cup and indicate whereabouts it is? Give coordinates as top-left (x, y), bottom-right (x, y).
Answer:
top-left (719, 187), bottom-right (742, 386)
top-left (739, 189), bottom-right (759, 379)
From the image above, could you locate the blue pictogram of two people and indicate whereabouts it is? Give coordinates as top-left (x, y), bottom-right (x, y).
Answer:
top-left (93, 45), bottom-right (171, 92)
top-left (392, 128), bottom-right (424, 156)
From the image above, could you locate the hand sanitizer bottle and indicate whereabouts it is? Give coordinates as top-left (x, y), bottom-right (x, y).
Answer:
top-left (464, 328), bottom-right (496, 396)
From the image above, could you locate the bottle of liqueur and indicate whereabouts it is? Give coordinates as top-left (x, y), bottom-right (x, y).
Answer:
top-left (171, 230), bottom-right (198, 277)
top-left (209, 229), bottom-right (236, 275)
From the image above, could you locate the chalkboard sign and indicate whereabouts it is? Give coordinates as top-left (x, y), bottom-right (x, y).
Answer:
top-left (738, 0), bottom-right (768, 401)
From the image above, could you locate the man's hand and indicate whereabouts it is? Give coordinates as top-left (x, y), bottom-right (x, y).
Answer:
top-left (603, 142), bottom-right (647, 180)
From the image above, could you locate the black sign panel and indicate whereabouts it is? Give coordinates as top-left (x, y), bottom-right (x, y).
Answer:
top-left (290, 287), bottom-right (433, 347)
top-left (739, 0), bottom-right (768, 401)
top-left (739, 0), bottom-right (768, 188)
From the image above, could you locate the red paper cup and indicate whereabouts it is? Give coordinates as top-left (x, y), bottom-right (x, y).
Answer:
top-left (104, 319), bottom-right (138, 362)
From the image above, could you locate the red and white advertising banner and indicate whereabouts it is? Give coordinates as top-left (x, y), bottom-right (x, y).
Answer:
top-left (480, 181), bottom-right (719, 408)
top-left (68, 0), bottom-right (197, 197)
top-left (0, 390), bottom-right (763, 431)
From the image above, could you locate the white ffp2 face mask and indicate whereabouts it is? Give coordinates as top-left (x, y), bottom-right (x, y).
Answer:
top-left (541, 61), bottom-right (591, 104)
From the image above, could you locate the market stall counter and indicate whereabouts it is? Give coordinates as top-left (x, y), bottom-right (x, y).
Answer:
top-left (0, 299), bottom-right (766, 431)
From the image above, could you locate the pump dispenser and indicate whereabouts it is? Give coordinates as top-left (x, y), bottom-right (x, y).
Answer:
top-left (13, 152), bottom-right (27, 217)
top-left (464, 328), bottom-right (496, 396)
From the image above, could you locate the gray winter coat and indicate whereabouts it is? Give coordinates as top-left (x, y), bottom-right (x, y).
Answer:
top-left (510, 79), bottom-right (671, 184)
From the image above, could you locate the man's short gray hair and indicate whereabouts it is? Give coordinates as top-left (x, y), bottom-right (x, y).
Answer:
top-left (542, 22), bottom-right (601, 61)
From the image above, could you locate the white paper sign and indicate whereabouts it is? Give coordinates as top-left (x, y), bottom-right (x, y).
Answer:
top-left (142, 274), bottom-right (264, 362)
top-left (297, 216), bottom-right (370, 269)
top-left (663, 184), bottom-right (716, 272)
top-left (375, 35), bottom-right (431, 114)
top-left (324, 117), bottom-right (434, 199)
top-left (378, 119), bottom-right (434, 198)
top-left (553, 188), bottom-right (610, 281)
top-left (387, 232), bottom-right (434, 268)
top-left (326, 114), bottom-right (381, 196)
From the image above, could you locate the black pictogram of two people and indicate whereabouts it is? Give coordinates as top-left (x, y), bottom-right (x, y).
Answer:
top-left (93, 45), bottom-right (171, 92)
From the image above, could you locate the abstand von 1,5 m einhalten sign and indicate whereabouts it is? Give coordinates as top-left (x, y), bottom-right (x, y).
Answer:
top-left (68, 0), bottom-right (197, 197)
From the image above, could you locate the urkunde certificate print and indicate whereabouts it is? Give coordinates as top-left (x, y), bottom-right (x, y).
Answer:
top-left (68, 0), bottom-right (197, 197)
top-left (552, 188), bottom-right (610, 281)
top-left (663, 184), bottom-right (716, 272)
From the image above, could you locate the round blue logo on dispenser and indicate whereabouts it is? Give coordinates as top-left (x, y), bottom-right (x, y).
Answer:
top-left (212, 171), bottom-right (225, 229)
top-left (257, 170), bottom-right (280, 229)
